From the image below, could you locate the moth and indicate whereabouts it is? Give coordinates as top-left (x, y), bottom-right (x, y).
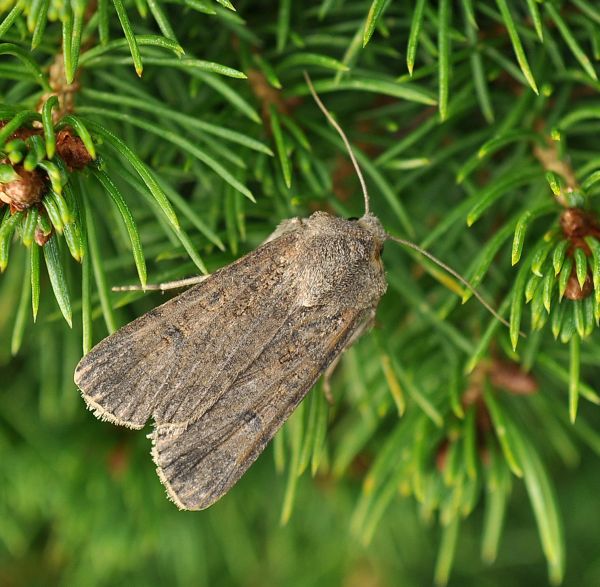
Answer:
top-left (75, 74), bottom-right (505, 510)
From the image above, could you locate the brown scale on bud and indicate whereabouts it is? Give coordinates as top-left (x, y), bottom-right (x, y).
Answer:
top-left (9, 126), bottom-right (39, 142)
top-left (34, 224), bottom-right (53, 246)
top-left (56, 128), bottom-right (93, 170)
top-left (34, 207), bottom-right (53, 246)
top-left (560, 207), bottom-right (600, 244)
top-left (564, 270), bottom-right (593, 301)
top-left (0, 166), bottom-right (46, 211)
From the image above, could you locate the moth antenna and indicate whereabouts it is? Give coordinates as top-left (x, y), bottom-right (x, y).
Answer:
top-left (303, 71), bottom-right (371, 216)
top-left (386, 234), bottom-right (524, 336)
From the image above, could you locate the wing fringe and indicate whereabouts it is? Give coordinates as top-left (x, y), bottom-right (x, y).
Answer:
top-left (81, 390), bottom-right (145, 430)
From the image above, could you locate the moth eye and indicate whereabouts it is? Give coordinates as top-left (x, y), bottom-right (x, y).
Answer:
top-left (348, 216), bottom-right (359, 221)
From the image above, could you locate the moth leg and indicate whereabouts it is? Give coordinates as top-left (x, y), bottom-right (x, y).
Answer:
top-left (322, 310), bottom-right (376, 403)
top-left (112, 275), bottom-right (210, 292)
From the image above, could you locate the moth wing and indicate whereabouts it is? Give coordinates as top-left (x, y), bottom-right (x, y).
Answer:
top-left (150, 305), bottom-right (368, 510)
top-left (74, 232), bottom-right (300, 429)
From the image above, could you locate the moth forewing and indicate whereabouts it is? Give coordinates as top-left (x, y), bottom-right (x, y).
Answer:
top-left (75, 229), bottom-right (301, 428)
top-left (74, 212), bottom-right (387, 510)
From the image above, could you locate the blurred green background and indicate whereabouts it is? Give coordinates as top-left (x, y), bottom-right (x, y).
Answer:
top-left (2, 1), bottom-right (600, 585)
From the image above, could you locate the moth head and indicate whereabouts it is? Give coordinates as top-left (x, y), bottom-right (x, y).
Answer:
top-left (356, 214), bottom-right (387, 245)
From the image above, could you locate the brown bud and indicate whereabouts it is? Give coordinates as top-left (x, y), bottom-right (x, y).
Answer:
top-left (564, 271), bottom-right (593, 300)
top-left (560, 208), bottom-right (585, 237)
top-left (560, 207), bottom-right (600, 239)
top-left (0, 167), bottom-right (45, 211)
top-left (56, 128), bottom-right (93, 170)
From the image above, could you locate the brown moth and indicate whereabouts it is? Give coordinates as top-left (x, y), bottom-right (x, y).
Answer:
top-left (75, 74), bottom-right (505, 510)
